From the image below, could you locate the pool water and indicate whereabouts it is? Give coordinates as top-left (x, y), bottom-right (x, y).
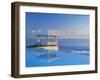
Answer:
top-left (26, 39), bottom-right (89, 67)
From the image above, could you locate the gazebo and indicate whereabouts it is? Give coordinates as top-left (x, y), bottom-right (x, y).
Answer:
top-left (34, 34), bottom-right (59, 51)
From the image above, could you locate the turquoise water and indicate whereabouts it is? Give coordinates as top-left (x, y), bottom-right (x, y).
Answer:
top-left (26, 39), bottom-right (89, 67)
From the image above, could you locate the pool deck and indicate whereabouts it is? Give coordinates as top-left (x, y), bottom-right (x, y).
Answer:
top-left (27, 45), bottom-right (59, 51)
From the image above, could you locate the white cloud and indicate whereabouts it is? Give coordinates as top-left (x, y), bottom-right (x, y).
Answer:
top-left (48, 28), bottom-right (89, 39)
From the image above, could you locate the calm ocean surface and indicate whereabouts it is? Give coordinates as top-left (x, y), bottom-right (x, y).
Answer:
top-left (26, 39), bottom-right (89, 67)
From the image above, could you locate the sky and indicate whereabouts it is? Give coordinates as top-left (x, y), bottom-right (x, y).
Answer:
top-left (26, 12), bottom-right (90, 39)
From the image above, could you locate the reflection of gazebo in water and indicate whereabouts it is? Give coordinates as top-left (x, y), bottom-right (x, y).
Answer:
top-left (27, 33), bottom-right (59, 61)
top-left (35, 34), bottom-right (59, 61)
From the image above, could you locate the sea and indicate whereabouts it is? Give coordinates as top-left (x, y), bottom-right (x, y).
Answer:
top-left (26, 39), bottom-right (90, 67)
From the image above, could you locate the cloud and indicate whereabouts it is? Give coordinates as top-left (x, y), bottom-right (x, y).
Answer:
top-left (48, 28), bottom-right (89, 39)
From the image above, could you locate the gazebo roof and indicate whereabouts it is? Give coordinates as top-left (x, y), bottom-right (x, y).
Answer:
top-left (35, 35), bottom-right (58, 38)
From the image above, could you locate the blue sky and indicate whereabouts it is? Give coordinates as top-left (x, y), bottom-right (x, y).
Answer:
top-left (26, 12), bottom-right (90, 39)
